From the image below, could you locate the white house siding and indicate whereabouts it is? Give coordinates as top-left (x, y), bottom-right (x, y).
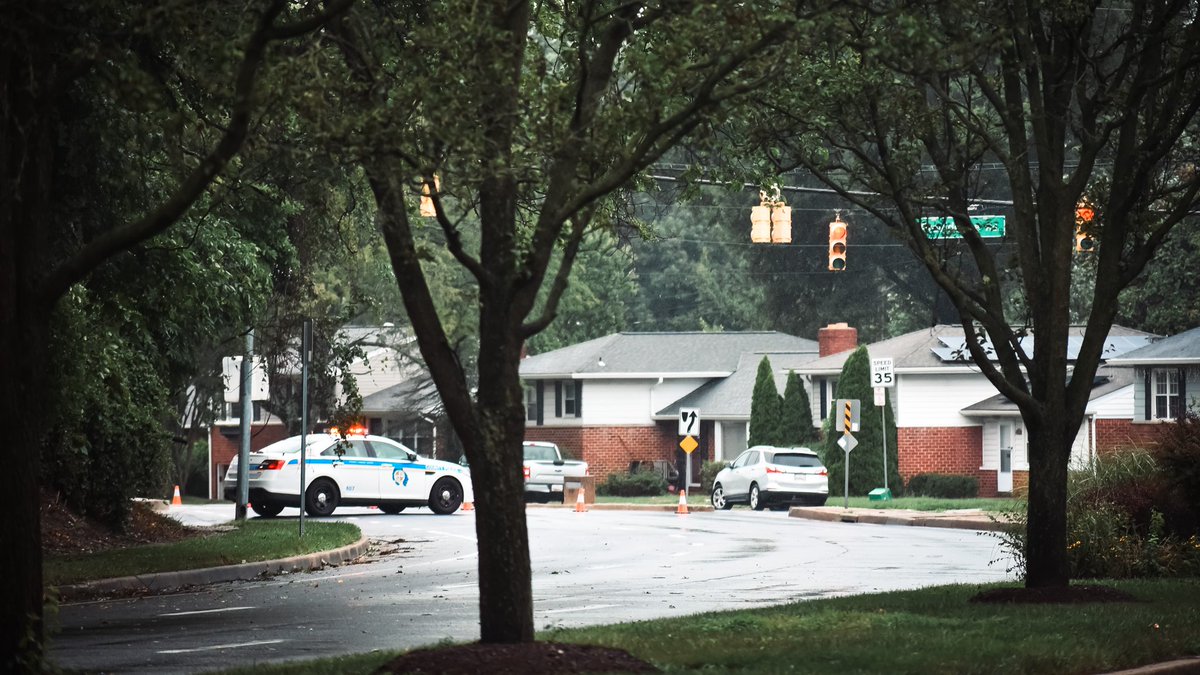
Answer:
top-left (981, 420), bottom-right (1029, 471)
top-left (349, 348), bottom-right (410, 398)
top-left (578, 380), bottom-right (654, 425)
top-left (1070, 418), bottom-right (1092, 469)
top-left (896, 373), bottom-right (1002, 427)
top-left (1089, 385), bottom-right (1134, 419)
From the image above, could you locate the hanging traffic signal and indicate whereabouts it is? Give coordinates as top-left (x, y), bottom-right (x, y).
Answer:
top-left (749, 189), bottom-right (791, 244)
top-left (828, 214), bottom-right (848, 271)
top-left (1075, 198), bottom-right (1096, 253)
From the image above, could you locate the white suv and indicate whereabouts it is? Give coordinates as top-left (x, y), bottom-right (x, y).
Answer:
top-left (222, 432), bottom-right (473, 517)
top-left (710, 446), bottom-right (828, 511)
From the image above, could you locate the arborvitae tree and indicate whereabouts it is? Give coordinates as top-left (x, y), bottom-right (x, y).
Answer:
top-left (748, 356), bottom-right (782, 447)
top-left (779, 370), bottom-right (818, 447)
top-left (820, 346), bottom-right (900, 496)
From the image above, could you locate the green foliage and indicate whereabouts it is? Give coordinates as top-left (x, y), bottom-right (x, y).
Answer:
top-left (906, 474), bottom-right (979, 499)
top-left (820, 346), bottom-right (900, 496)
top-left (748, 356), bottom-right (782, 447)
top-left (42, 291), bottom-right (175, 529)
top-left (597, 470), bottom-right (668, 497)
top-left (700, 460), bottom-right (726, 494)
top-left (779, 370), bottom-right (818, 446)
top-left (1151, 411), bottom-right (1200, 510)
top-left (994, 450), bottom-right (1200, 580)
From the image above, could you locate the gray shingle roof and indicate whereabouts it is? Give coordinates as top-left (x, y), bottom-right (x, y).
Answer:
top-left (655, 352), bottom-right (819, 419)
top-left (793, 324), bottom-right (1154, 375)
top-left (1105, 326), bottom-right (1200, 365)
top-left (959, 367), bottom-right (1137, 416)
top-left (360, 376), bottom-right (442, 416)
top-left (519, 332), bottom-right (818, 378)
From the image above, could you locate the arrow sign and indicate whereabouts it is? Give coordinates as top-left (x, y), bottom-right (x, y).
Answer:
top-left (678, 408), bottom-right (700, 437)
top-left (837, 433), bottom-right (858, 453)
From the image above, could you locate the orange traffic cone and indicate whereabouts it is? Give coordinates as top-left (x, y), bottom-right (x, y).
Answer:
top-left (574, 487), bottom-right (588, 513)
top-left (461, 497), bottom-right (474, 511)
top-left (676, 489), bottom-right (689, 515)
top-left (171, 485), bottom-right (182, 506)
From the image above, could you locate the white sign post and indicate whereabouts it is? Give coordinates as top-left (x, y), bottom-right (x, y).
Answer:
top-left (678, 408), bottom-right (700, 492)
top-left (869, 358), bottom-right (895, 494)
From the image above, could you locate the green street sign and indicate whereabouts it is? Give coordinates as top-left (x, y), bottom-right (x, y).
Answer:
top-left (919, 215), bottom-right (1006, 239)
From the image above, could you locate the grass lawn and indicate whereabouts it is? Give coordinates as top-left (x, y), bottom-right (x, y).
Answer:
top-left (839, 496), bottom-right (1019, 512)
top-left (213, 579), bottom-right (1200, 674)
top-left (45, 520), bottom-right (361, 586)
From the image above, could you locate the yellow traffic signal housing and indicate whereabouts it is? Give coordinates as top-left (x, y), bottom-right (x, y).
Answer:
top-left (828, 215), bottom-right (848, 271)
top-left (1075, 199), bottom-right (1096, 253)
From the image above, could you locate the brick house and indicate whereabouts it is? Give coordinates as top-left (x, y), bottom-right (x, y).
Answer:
top-left (1103, 325), bottom-right (1200, 451)
top-left (792, 324), bottom-right (1155, 497)
top-left (518, 330), bottom-right (832, 489)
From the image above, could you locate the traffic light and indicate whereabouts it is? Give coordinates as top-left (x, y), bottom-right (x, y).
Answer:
top-left (1075, 199), bottom-right (1096, 253)
top-left (828, 214), bottom-right (848, 271)
top-left (750, 190), bottom-right (791, 244)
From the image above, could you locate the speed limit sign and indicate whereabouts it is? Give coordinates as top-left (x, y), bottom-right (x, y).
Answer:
top-left (870, 357), bottom-right (895, 387)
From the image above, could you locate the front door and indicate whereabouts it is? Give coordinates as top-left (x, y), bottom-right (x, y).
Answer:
top-left (998, 423), bottom-right (1014, 493)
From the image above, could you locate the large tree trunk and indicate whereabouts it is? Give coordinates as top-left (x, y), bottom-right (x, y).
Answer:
top-left (1, 23), bottom-right (56, 668)
top-left (1022, 418), bottom-right (1072, 587)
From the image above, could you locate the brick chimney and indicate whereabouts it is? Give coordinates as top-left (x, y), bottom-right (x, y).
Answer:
top-left (818, 322), bottom-right (858, 357)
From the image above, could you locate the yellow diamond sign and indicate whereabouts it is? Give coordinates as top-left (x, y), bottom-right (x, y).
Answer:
top-left (679, 435), bottom-right (698, 454)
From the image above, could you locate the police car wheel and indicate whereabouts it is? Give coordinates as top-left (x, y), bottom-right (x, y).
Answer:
top-left (305, 479), bottom-right (340, 517)
top-left (428, 477), bottom-right (463, 515)
top-left (251, 502), bottom-right (285, 518)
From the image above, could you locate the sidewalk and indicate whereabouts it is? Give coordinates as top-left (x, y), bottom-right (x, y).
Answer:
top-left (788, 505), bottom-right (1010, 532)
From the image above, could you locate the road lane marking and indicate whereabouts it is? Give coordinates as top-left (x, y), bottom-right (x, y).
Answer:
top-left (159, 606), bottom-right (253, 618)
top-left (157, 639), bottom-right (286, 654)
top-left (541, 604), bottom-right (618, 615)
top-left (426, 529), bottom-right (476, 542)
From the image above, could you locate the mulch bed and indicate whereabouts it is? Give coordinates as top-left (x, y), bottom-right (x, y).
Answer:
top-left (42, 492), bottom-right (201, 556)
top-left (970, 584), bottom-right (1140, 604)
top-left (374, 642), bottom-right (659, 675)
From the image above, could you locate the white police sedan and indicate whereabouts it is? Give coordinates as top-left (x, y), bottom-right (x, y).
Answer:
top-left (222, 430), bottom-right (473, 518)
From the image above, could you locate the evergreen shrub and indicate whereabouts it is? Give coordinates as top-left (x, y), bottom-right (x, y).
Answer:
top-left (906, 473), bottom-right (979, 498)
top-left (597, 469), bottom-right (668, 497)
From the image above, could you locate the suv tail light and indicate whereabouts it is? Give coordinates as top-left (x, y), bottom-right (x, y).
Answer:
top-left (765, 466), bottom-right (784, 474)
top-left (819, 469), bottom-right (828, 476)
top-left (258, 459), bottom-right (285, 470)
top-left (523, 466), bottom-right (531, 479)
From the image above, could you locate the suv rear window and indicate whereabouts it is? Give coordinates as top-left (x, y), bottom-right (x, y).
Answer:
top-left (771, 453), bottom-right (823, 468)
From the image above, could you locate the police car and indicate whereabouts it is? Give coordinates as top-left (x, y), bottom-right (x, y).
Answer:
top-left (222, 429), bottom-right (473, 518)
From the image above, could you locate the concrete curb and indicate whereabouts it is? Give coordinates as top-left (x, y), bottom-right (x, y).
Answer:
top-left (1100, 657), bottom-right (1200, 674)
top-left (57, 535), bottom-right (371, 598)
top-left (526, 503), bottom-right (714, 512)
top-left (788, 506), bottom-right (1009, 532)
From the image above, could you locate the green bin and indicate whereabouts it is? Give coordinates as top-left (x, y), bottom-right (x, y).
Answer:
top-left (868, 487), bottom-right (892, 501)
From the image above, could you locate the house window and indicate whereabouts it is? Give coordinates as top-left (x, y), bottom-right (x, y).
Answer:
top-left (1153, 368), bottom-right (1182, 420)
top-left (525, 385), bottom-right (538, 422)
top-left (819, 378), bottom-right (839, 420)
top-left (562, 381), bottom-right (577, 416)
top-left (226, 401), bottom-right (265, 422)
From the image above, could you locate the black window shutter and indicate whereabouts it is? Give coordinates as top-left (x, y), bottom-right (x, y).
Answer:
top-left (574, 381), bottom-right (583, 418)
top-left (1144, 368), bottom-right (1152, 421)
top-left (554, 381), bottom-right (563, 417)
top-left (536, 381), bottom-right (545, 426)
top-left (819, 378), bottom-right (828, 420)
top-left (1179, 368), bottom-right (1187, 416)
